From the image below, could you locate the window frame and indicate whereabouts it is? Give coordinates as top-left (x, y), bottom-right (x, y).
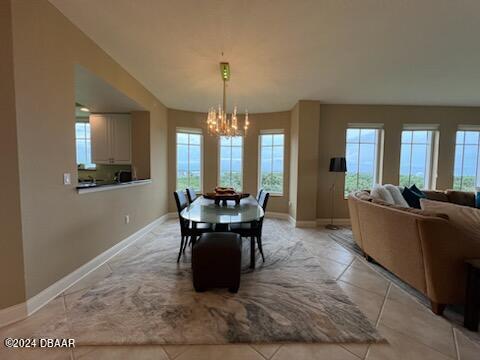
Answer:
top-left (453, 126), bottom-right (480, 191)
top-left (344, 125), bottom-right (384, 197)
top-left (258, 129), bottom-right (285, 196)
top-left (217, 136), bottom-right (244, 191)
top-left (399, 126), bottom-right (439, 190)
top-left (75, 120), bottom-right (96, 170)
top-left (175, 128), bottom-right (203, 193)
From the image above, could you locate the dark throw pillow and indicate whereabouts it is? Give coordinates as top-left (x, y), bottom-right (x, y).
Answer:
top-left (410, 184), bottom-right (426, 198)
top-left (402, 186), bottom-right (425, 209)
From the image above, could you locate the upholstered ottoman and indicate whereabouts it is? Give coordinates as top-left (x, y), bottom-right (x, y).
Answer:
top-left (192, 232), bottom-right (242, 293)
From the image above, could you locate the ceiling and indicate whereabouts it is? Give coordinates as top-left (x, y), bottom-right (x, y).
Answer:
top-left (75, 65), bottom-right (144, 113)
top-left (52, 0), bottom-right (480, 113)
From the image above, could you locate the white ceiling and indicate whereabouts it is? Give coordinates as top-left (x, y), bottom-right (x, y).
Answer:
top-left (52, 0), bottom-right (480, 113)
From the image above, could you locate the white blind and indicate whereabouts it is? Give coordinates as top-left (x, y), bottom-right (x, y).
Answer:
top-left (403, 124), bottom-right (439, 131)
top-left (458, 124), bottom-right (480, 131)
top-left (347, 123), bottom-right (384, 129)
top-left (176, 127), bottom-right (203, 134)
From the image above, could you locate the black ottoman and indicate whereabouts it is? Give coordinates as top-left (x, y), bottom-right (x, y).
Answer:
top-left (192, 232), bottom-right (242, 293)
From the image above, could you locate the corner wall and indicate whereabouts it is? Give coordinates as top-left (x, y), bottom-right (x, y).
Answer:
top-left (0, 0), bottom-right (26, 309)
top-left (9, 0), bottom-right (168, 301)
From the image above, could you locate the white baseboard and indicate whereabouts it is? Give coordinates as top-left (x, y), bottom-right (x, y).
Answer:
top-left (265, 211), bottom-right (290, 220)
top-left (316, 218), bottom-right (351, 226)
top-left (0, 212), bottom-right (171, 328)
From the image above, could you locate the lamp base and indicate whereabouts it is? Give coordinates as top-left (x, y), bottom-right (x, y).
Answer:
top-left (325, 224), bottom-right (340, 230)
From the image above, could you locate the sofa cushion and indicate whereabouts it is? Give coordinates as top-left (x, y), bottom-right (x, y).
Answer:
top-left (355, 190), bottom-right (373, 201)
top-left (420, 199), bottom-right (480, 242)
top-left (372, 198), bottom-right (449, 219)
top-left (371, 184), bottom-right (395, 204)
top-left (423, 190), bottom-right (449, 203)
top-left (402, 186), bottom-right (425, 209)
top-left (445, 190), bottom-right (476, 208)
top-left (384, 184), bottom-right (409, 207)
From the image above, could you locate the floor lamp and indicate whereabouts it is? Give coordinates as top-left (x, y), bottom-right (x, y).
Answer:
top-left (326, 157), bottom-right (347, 230)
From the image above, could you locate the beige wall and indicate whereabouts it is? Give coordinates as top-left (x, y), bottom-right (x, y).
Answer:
top-left (317, 104), bottom-right (480, 219)
top-left (168, 109), bottom-right (291, 213)
top-left (8, 0), bottom-right (168, 301)
top-left (131, 111), bottom-right (151, 179)
top-left (0, 0), bottom-right (26, 309)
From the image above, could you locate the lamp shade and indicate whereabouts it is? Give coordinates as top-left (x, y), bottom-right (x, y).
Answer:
top-left (329, 157), bottom-right (347, 172)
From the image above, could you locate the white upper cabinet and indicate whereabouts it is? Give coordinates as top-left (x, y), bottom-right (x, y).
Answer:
top-left (90, 114), bottom-right (131, 165)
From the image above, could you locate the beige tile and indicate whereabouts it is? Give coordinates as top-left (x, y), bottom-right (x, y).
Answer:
top-left (106, 245), bottom-right (142, 270)
top-left (0, 297), bottom-right (70, 341)
top-left (74, 345), bottom-right (169, 359)
top-left (162, 345), bottom-right (189, 359)
top-left (341, 343), bottom-right (369, 359)
top-left (175, 345), bottom-right (264, 360)
top-left (317, 246), bottom-right (356, 265)
top-left (63, 264), bottom-right (111, 295)
top-left (0, 348), bottom-right (72, 360)
top-left (271, 344), bottom-right (359, 360)
top-left (378, 291), bottom-right (456, 358)
top-left (455, 328), bottom-right (480, 360)
top-left (338, 281), bottom-right (386, 324)
top-left (250, 344), bottom-right (281, 359)
top-left (367, 324), bottom-right (453, 360)
top-left (339, 260), bottom-right (389, 297)
top-left (316, 257), bottom-right (351, 279)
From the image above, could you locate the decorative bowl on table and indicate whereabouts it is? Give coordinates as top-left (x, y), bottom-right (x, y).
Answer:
top-left (204, 187), bottom-right (250, 205)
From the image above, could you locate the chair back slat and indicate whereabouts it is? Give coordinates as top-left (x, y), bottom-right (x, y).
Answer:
top-left (173, 191), bottom-right (189, 233)
top-left (186, 188), bottom-right (197, 204)
top-left (256, 188), bottom-right (264, 202)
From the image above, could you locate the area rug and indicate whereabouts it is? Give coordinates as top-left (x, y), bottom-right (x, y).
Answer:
top-left (44, 221), bottom-right (383, 345)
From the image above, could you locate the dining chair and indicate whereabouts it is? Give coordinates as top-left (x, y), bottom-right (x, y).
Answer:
top-left (256, 188), bottom-right (264, 202)
top-left (229, 192), bottom-right (270, 267)
top-left (186, 188), bottom-right (197, 204)
top-left (173, 191), bottom-right (212, 262)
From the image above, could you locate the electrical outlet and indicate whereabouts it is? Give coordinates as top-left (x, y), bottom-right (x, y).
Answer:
top-left (124, 215), bottom-right (130, 224)
top-left (63, 173), bottom-right (71, 185)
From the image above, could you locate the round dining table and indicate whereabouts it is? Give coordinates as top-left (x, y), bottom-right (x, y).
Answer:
top-left (180, 195), bottom-right (264, 268)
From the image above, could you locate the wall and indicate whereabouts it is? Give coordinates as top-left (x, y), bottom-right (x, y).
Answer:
top-left (168, 109), bottom-right (291, 213)
top-left (317, 104), bottom-right (480, 219)
top-left (8, 0), bottom-right (168, 301)
top-left (0, 0), bottom-right (26, 309)
top-left (131, 111), bottom-right (151, 179)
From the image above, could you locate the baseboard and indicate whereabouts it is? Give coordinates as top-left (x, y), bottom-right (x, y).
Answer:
top-left (0, 212), bottom-right (171, 328)
top-left (316, 218), bottom-right (351, 226)
top-left (265, 211), bottom-right (290, 220)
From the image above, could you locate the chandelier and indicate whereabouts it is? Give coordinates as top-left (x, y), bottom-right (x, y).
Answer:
top-left (206, 62), bottom-right (249, 137)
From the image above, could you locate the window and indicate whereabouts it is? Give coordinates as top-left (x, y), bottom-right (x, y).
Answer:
top-left (453, 129), bottom-right (480, 191)
top-left (344, 127), bottom-right (383, 196)
top-left (219, 136), bottom-right (243, 190)
top-left (399, 129), bottom-right (437, 189)
top-left (75, 122), bottom-right (95, 169)
top-left (259, 132), bottom-right (284, 194)
top-left (176, 131), bottom-right (202, 191)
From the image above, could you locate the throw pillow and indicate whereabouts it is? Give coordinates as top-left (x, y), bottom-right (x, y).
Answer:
top-left (410, 184), bottom-right (426, 197)
top-left (384, 184), bottom-right (409, 207)
top-left (402, 186), bottom-right (424, 208)
top-left (370, 184), bottom-right (395, 204)
top-left (420, 199), bottom-right (480, 242)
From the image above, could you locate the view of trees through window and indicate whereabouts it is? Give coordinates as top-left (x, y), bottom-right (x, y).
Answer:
top-left (176, 132), bottom-right (201, 191)
top-left (219, 136), bottom-right (243, 190)
top-left (399, 130), bottom-right (434, 189)
top-left (344, 128), bottom-right (380, 196)
top-left (259, 133), bottom-right (284, 194)
top-left (453, 130), bottom-right (480, 192)
top-left (75, 122), bottom-right (95, 169)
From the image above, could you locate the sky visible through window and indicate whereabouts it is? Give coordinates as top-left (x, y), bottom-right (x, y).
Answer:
top-left (344, 128), bottom-right (379, 196)
top-left (259, 133), bottom-right (284, 194)
top-left (399, 130), bottom-right (433, 189)
top-left (75, 122), bottom-right (95, 169)
top-left (176, 132), bottom-right (201, 191)
top-left (219, 136), bottom-right (243, 190)
top-left (453, 130), bottom-right (480, 191)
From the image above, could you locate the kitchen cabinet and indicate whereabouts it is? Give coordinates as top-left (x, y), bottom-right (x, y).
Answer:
top-left (90, 114), bottom-right (131, 164)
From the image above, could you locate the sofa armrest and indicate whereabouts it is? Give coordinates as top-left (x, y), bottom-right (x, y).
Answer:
top-left (417, 218), bottom-right (480, 304)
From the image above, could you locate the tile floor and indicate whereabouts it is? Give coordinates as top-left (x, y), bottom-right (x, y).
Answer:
top-left (0, 218), bottom-right (479, 359)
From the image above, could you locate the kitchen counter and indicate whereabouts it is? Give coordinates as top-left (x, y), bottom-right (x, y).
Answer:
top-left (76, 179), bottom-right (152, 194)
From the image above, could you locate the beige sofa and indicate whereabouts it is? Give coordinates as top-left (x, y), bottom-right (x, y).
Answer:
top-left (348, 190), bottom-right (480, 315)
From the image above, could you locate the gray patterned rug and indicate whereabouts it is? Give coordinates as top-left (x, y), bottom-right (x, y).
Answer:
top-left (45, 221), bottom-right (383, 345)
